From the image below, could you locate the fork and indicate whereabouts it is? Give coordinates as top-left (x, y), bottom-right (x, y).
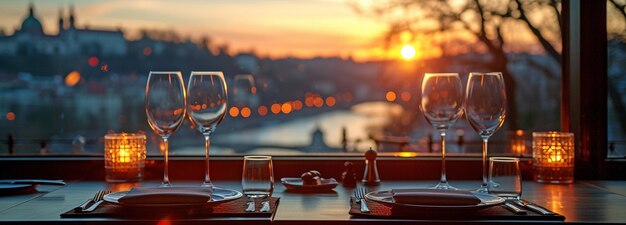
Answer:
top-left (82, 190), bottom-right (111, 212)
top-left (74, 190), bottom-right (107, 212)
top-left (354, 187), bottom-right (370, 213)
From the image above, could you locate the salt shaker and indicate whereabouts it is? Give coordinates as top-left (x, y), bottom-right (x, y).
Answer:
top-left (362, 147), bottom-right (380, 186)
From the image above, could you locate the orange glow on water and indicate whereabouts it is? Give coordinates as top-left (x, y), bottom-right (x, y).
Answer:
top-left (386, 91), bottom-right (397, 102)
top-left (229, 107), bottom-right (239, 117)
top-left (65, 70), bottom-right (81, 87)
top-left (400, 91), bottom-right (411, 102)
top-left (281, 103), bottom-right (292, 114)
top-left (241, 107), bottom-right (251, 118)
top-left (88, 57), bottom-right (99, 67)
top-left (325, 96), bottom-right (336, 107)
top-left (395, 152), bottom-right (417, 157)
top-left (6, 112), bottom-right (15, 121)
top-left (271, 104), bottom-right (281, 114)
top-left (258, 105), bottom-right (268, 116)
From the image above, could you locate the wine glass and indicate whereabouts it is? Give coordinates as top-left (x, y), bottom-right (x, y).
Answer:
top-left (421, 73), bottom-right (464, 190)
top-left (465, 72), bottom-right (507, 193)
top-left (187, 71), bottom-right (228, 188)
top-left (145, 71), bottom-right (186, 187)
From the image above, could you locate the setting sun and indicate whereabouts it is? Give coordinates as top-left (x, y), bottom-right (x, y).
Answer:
top-left (400, 45), bottom-right (416, 60)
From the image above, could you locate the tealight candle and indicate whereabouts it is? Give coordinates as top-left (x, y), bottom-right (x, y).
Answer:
top-left (104, 133), bottom-right (146, 182)
top-left (532, 132), bottom-right (574, 183)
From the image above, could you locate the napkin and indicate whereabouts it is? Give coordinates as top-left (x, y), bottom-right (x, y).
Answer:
top-left (391, 188), bottom-right (481, 206)
top-left (117, 187), bottom-right (212, 205)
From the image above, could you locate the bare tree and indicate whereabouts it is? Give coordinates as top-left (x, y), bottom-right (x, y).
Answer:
top-left (353, 0), bottom-right (566, 130)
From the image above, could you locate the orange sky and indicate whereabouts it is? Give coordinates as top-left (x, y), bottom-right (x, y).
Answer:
top-left (0, 0), bottom-right (559, 62)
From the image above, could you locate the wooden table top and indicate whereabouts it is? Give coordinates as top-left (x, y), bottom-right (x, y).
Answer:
top-left (0, 180), bottom-right (625, 224)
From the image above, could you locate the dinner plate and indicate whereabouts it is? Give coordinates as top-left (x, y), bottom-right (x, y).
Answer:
top-left (365, 190), bottom-right (505, 211)
top-left (281, 177), bottom-right (338, 191)
top-left (103, 187), bottom-right (242, 207)
top-left (0, 184), bottom-right (38, 195)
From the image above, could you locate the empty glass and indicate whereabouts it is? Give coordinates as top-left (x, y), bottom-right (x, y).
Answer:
top-left (187, 71), bottom-right (228, 188)
top-left (465, 72), bottom-right (507, 192)
top-left (488, 157), bottom-right (521, 199)
top-left (242, 156), bottom-right (274, 198)
top-left (145, 71), bottom-right (186, 187)
top-left (421, 73), bottom-right (464, 190)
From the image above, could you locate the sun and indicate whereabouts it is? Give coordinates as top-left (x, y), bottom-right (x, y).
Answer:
top-left (400, 45), bottom-right (416, 60)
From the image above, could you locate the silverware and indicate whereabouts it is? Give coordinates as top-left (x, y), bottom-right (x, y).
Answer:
top-left (513, 199), bottom-right (555, 215)
top-left (354, 187), bottom-right (370, 213)
top-left (82, 190), bottom-right (111, 212)
top-left (260, 199), bottom-right (271, 213)
top-left (502, 201), bottom-right (527, 215)
top-left (0, 179), bottom-right (66, 186)
top-left (74, 190), bottom-right (104, 212)
top-left (245, 197), bottom-right (256, 212)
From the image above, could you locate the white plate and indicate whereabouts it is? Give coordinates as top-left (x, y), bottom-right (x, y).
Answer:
top-left (103, 187), bottom-right (242, 207)
top-left (365, 190), bottom-right (505, 211)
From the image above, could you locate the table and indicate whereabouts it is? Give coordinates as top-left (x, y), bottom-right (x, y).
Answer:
top-left (0, 180), bottom-right (625, 224)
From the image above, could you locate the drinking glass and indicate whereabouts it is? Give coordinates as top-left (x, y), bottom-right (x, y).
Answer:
top-left (421, 73), bottom-right (464, 190)
top-left (145, 71), bottom-right (186, 187)
top-left (465, 72), bottom-right (507, 193)
top-left (242, 156), bottom-right (274, 198)
top-left (187, 71), bottom-right (228, 188)
top-left (488, 157), bottom-right (521, 199)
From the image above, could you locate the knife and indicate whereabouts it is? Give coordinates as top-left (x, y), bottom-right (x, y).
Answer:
top-left (0, 179), bottom-right (66, 186)
top-left (503, 202), bottom-right (527, 215)
top-left (513, 199), bottom-right (555, 215)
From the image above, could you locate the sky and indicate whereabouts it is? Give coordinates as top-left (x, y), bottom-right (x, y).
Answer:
top-left (0, 0), bottom-right (391, 61)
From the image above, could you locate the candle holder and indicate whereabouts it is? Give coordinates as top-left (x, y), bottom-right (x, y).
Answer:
top-left (104, 133), bottom-right (146, 182)
top-left (532, 132), bottom-right (574, 184)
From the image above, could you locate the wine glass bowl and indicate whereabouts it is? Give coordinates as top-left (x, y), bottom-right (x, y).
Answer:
top-left (420, 73), bottom-right (464, 190)
top-left (465, 72), bottom-right (507, 192)
top-left (421, 73), bottom-right (465, 130)
top-left (186, 71), bottom-right (228, 188)
top-left (145, 71), bottom-right (186, 187)
top-left (465, 72), bottom-right (507, 137)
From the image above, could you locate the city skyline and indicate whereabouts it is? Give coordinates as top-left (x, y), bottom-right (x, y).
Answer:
top-left (0, 0), bottom-right (391, 61)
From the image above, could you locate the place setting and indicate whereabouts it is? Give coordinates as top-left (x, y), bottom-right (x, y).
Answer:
top-left (348, 72), bottom-right (565, 221)
top-left (61, 71), bottom-right (279, 219)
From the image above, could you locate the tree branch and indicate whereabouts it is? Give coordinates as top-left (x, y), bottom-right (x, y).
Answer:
top-left (515, 0), bottom-right (562, 64)
top-left (609, 0), bottom-right (626, 23)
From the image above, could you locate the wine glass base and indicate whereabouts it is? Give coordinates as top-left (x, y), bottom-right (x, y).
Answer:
top-left (475, 185), bottom-right (489, 193)
top-left (160, 182), bottom-right (172, 187)
top-left (431, 182), bottom-right (458, 190)
top-left (201, 182), bottom-right (215, 190)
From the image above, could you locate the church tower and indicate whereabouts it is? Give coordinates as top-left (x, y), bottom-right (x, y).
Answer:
top-left (58, 8), bottom-right (65, 33)
top-left (68, 4), bottom-right (75, 29)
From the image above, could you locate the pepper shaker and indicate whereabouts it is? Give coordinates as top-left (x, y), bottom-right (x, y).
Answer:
top-left (362, 147), bottom-right (380, 186)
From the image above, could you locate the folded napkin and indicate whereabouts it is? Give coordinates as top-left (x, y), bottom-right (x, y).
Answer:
top-left (391, 188), bottom-right (481, 206)
top-left (117, 187), bottom-right (212, 205)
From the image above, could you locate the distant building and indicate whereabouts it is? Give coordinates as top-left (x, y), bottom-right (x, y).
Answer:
top-left (0, 3), bottom-right (127, 56)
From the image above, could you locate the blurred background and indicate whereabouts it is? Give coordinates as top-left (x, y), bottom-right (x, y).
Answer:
top-left (0, 0), bottom-right (624, 158)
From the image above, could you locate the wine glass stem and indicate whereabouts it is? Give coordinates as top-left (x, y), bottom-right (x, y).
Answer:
top-left (204, 135), bottom-right (212, 186)
top-left (162, 136), bottom-right (170, 186)
top-left (481, 137), bottom-right (489, 189)
top-left (439, 130), bottom-right (448, 184)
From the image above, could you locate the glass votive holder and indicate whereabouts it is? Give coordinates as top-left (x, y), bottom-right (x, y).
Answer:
top-left (532, 132), bottom-right (574, 184)
top-left (104, 133), bottom-right (147, 182)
